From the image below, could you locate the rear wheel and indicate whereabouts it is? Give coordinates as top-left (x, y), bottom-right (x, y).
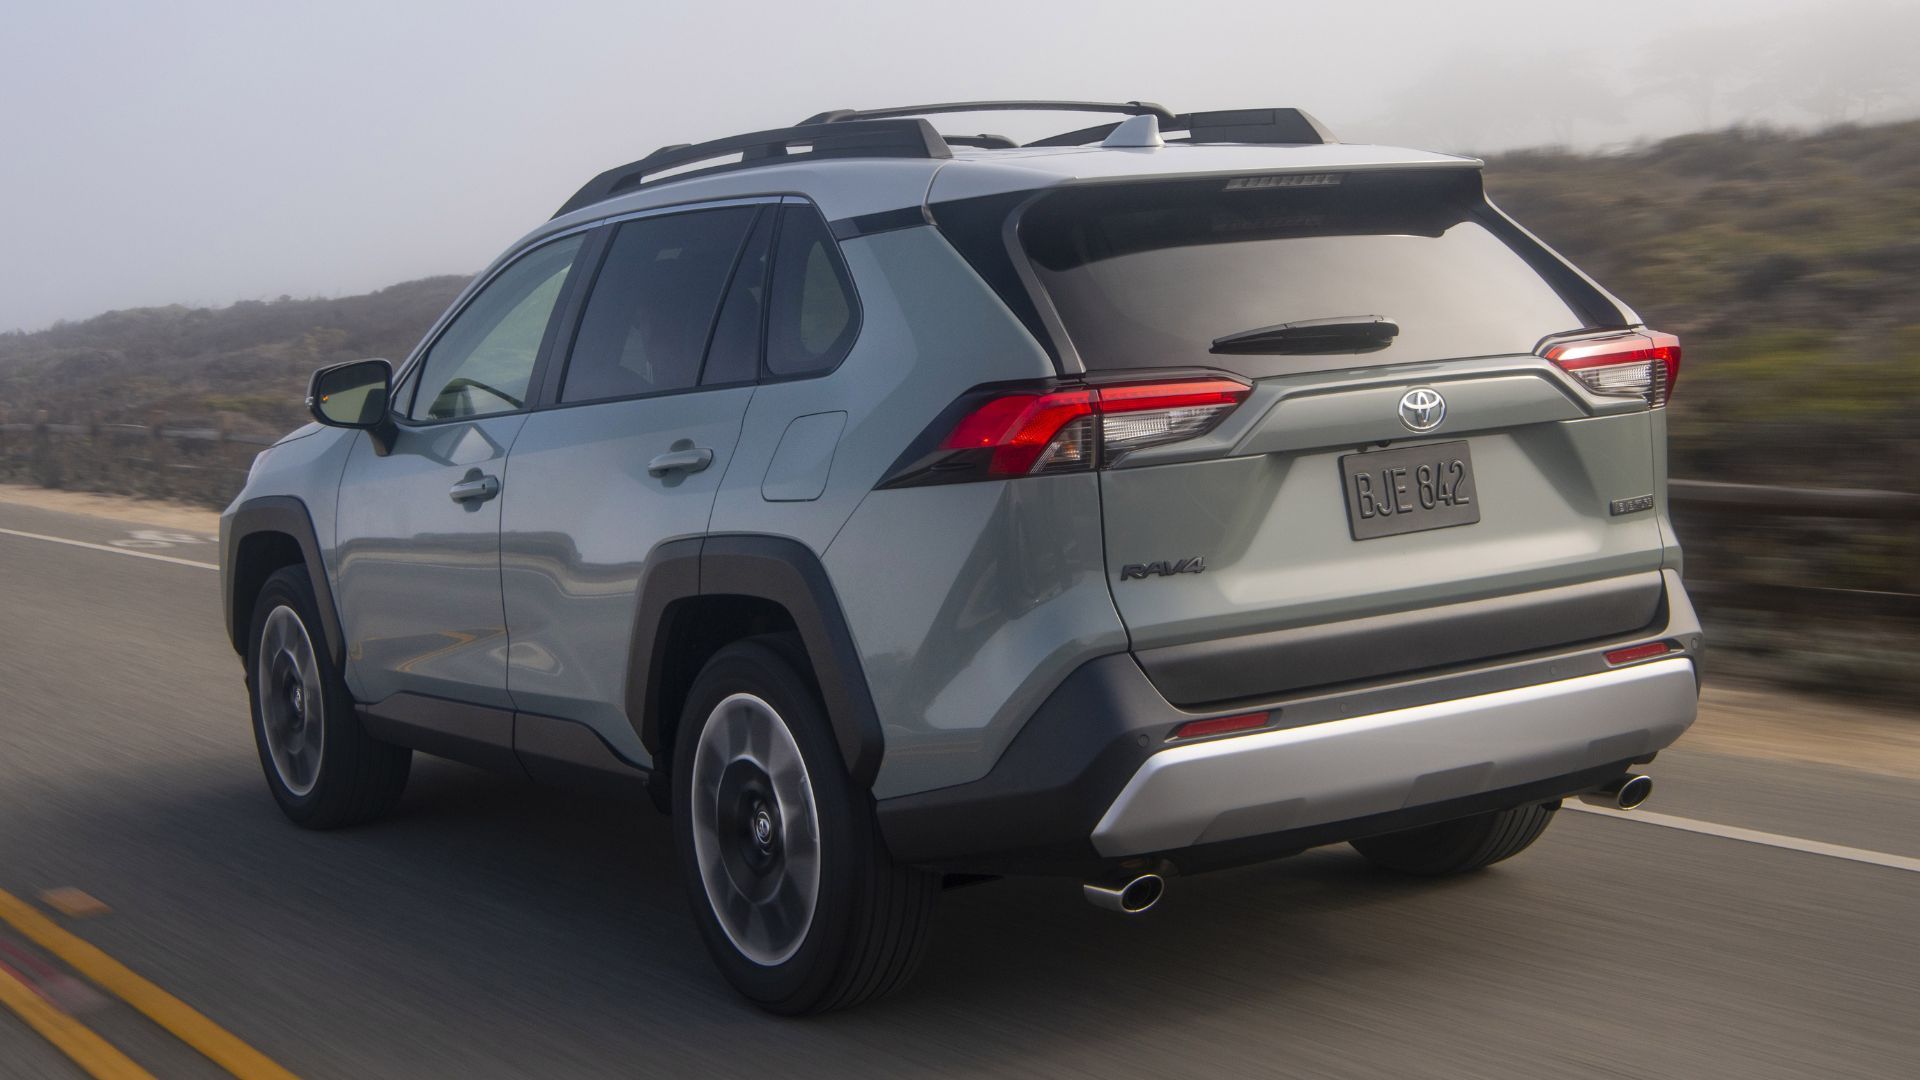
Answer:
top-left (1350, 801), bottom-right (1558, 876)
top-left (246, 565), bottom-right (410, 829)
top-left (672, 637), bottom-right (936, 1014)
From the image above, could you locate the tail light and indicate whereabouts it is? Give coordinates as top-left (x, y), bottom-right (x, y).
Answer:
top-left (882, 376), bottom-right (1251, 487)
top-left (1542, 330), bottom-right (1682, 406)
top-left (937, 388), bottom-right (1096, 476)
top-left (1097, 380), bottom-right (1250, 455)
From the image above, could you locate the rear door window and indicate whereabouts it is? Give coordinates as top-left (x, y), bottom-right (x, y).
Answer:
top-left (700, 208), bottom-right (775, 386)
top-left (1019, 170), bottom-right (1599, 377)
top-left (560, 206), bottom-right (759, 403)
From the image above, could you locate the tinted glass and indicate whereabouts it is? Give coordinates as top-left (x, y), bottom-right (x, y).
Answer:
top-left (764, 206), bottom-right (857, 378)
top-left (562, 207), bottom-right (758, 403)
top-left (411, 236), bottom-right (583, 421)
top-left (701, 208), bottom-right (773, 386)
top-left (1020, 170), bottom-right (1587, 376)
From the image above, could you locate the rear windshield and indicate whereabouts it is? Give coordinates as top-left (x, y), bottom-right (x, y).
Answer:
top-left (1018, 170), bottom-right (1601, 376)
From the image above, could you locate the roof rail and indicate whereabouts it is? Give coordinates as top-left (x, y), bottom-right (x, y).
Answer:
top-left (1027, 107), bottom-right (1337, 147)
top-left (943, 134), bottom-right (1020, 150)
top-left (552, 118), bottom-right (951, 219)
top-left (800, 100), bottom-right (1176, 126)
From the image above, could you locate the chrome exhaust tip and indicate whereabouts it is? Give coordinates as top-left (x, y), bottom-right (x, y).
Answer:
top-left (1578, 773), bottom-right (1653, 811)
top-left (1083, 873), bottom-right (1165, 915)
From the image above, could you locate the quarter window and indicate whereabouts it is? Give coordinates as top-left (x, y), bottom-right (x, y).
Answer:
top-left (561, 206), bottom-right (759, 403)
top-left (764, 206), bottom-right (858, 378)
top-left (410, 235), bottom-right (584, 421)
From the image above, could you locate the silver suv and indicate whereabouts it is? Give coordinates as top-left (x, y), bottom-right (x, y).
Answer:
top-left (220, 101), bottom-right (1702, 1013)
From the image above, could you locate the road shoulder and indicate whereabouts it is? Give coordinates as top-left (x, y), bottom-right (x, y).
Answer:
top-left (0, 484), bottom-right (220, 534)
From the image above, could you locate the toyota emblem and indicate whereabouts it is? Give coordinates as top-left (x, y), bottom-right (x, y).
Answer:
top-left (1398, 387), bottom-right (1446, 432)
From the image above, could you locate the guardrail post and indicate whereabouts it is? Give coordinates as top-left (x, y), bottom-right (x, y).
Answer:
top-left (83, 411), bottom-right (102, 492)
top-left (147, 408), bottom-right (171, 499)
top-left (30, 409), bottom-right (57, 488)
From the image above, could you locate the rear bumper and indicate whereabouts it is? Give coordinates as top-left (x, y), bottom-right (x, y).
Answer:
top-left (1092, 657), bottom-right (1694, 856)
top-left (876, 569), bottom-right (1701, 875)
top-left (1133, 570), bottom-right (1665, 707)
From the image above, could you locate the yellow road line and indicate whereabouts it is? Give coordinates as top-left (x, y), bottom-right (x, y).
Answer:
top-left (0, 959), bottom-right (157, 1080)
top-left (0, 889), bottom-right (300, 1080)
top-left (41, 887), bottom-right (113, 918)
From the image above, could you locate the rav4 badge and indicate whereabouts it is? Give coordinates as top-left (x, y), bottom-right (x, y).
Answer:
top-left (1119, 557), bottom-right (1207, 581)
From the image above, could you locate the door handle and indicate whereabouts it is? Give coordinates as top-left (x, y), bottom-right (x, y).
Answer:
top-left (448, 474), bottom-right (501, 503)
top-left (647, 447), bottom-right (714, 477)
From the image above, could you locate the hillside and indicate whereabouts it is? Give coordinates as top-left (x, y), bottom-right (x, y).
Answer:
top-left (1, 120), bottom-right (1915, 484)
top-left (0, 276), bottom-right (467, 436)
top-left (1483, 120), bottom-right (1920, 490)
top-left (3, 121), bottom-right (1913, 695)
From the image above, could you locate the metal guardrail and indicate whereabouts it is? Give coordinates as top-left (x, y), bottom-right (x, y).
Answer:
top-left (0, 419), bottom-right (277, 445)
top-left (1670, 480), bottom-right (1920, 521)
top-left (0, 416), bottom-right (269, 505)
top-left (1670, 480), bottom-right (1920, 620)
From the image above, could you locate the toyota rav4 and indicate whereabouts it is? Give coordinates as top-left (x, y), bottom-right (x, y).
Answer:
top-left (220, 101), bottom-right (1702, 1014)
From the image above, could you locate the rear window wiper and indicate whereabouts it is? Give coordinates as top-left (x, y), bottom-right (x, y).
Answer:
top-left (1211, 315), bottom-right (1399, 355)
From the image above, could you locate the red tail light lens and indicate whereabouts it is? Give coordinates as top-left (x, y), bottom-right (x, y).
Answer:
top-left (1542, 330), bottom-right (1682, 406)
top-left (940, 389), bottom-right (1096, 476)
top-left (885, 376), bottom-right (1251, 486)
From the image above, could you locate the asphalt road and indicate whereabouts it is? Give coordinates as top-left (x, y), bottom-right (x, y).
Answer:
top-left (0, 496), bottom-right (1916, 1079)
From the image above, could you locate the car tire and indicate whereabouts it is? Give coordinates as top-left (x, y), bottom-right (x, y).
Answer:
top-left (673, 636), bottom-right (937, 1015)
top-left (246, 565), bottom-right (411, 829)
top-left (1350, 801), bottom-right (1558, 876)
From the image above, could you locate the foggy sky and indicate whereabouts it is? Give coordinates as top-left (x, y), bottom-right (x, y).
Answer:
top-left (2, 0), bottom-right (1915, 333)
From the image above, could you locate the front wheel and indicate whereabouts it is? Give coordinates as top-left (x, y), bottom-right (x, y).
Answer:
top-left (1350, 801), bottom-right (1558, 876)
top-left (672, 637), bottom-right (936, 1014)
top-left (246, 565), bottom-right (410, 829)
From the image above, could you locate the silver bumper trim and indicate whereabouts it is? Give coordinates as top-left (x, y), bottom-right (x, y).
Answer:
top-left (1091, 657), bottom-right (1697, 857)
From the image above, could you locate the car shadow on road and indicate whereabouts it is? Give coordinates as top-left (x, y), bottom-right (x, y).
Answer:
top-left (15, 751), bottom-right (1548, 1072)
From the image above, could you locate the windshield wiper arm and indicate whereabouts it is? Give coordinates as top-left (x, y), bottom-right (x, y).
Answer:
top-left (1211, 315), bottom-right (1399, 355)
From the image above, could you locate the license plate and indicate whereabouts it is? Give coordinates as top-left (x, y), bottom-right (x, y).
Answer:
top-left (1339, 441), bottom-right (1480, 540)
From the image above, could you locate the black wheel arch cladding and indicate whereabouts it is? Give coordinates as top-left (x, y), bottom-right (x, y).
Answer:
top-left (225, 495), bottom-right (346, 668)
top-left (625, 534), bottom-right (885, 789)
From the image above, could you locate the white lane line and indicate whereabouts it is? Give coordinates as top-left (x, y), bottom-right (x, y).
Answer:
top-left (1564, 803), bottom-right (1920, 874)
top-left (0, 527), bottom-right (217, 570)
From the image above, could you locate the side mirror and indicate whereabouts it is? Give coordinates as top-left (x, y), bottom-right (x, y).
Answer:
top-left (307, 358), bottom-right (396, 454)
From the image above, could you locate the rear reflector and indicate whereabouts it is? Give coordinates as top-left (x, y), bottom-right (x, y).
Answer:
top-left (1542, 330), bottom-right (1682, 406)
top-left (1169, 711), bottom-right (1270, 741)
top-left (885, 375), bottom-right (1252, 486)
top-left (1604, 642), bottom-right (1672, 666)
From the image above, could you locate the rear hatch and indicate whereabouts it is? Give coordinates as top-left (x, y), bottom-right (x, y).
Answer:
top-left (1009, 167), bottom-right (1670, 706)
